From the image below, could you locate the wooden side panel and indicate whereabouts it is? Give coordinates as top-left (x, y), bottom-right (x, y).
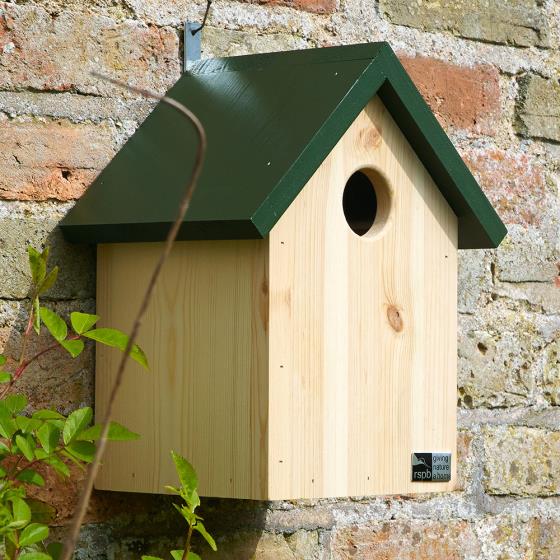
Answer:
top-left (268, 95), bottom-right (458, 499)
top-left (95, 240), bottom-right (269, 498)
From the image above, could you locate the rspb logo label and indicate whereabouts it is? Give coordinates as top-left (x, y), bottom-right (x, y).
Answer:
top-left (411, 452), bottom-right (451, 482)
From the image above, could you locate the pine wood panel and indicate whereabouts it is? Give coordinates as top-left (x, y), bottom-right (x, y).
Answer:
top-left (95, 240), bottom-right (269, 498)
top-left (267, 95), bottom-right (458, 498)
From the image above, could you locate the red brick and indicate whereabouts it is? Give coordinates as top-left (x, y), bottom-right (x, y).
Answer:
top-left (0, 3), bottom-right (180, 96)
top-left (399, 56), bottom-right (501, 135)
top-left (462, 147), bottom-right (548, 227)
top-left (239, 0), bottom-right (336, 14)
top-left (332, 520), bottom-right (480, 559)
top-left (0, 120), bottom-right (114, 201)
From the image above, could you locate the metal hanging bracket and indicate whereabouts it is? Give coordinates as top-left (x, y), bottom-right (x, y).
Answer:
top-left (184, 22), bottom-right (202, 71)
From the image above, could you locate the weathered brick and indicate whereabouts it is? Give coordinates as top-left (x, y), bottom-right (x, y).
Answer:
top-left (381, 0), bottom-right (550, 47)
top-left (483, 426), bottom-right (560, 496)
top-left (462, 148), bottom-right (549, 228)
top-left (516, 74), bottom-right (560, 142)
top-left (400, 56), bottom-right (500, 135)
top-left (202, 27), bottom-right (308, 58)
top-left (331, 520), bottom-right (480, 559)
top-left (458, 250), bottom-right (493, 314)
top-left (0, 203), bottom-right (95, 299)
top-left (496, 226), bottom-right (558, 283)
top-left (238, 0), bottom-right (336, 15)
top-left (0, 3), bottom-right (180, 96)
top-left (458, 305), bottom-right (560, 408)
top-left (0, 119), bottom-right (115, 201)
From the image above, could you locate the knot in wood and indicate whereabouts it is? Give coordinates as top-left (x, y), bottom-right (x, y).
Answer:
top-left (387, 305), bottom-right (403, 332)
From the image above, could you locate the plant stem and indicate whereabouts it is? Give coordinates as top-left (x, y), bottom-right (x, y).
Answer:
top-left (60, 75), bottom-right (206, 560)
top-left (182, 524), bottom-right (194, 560)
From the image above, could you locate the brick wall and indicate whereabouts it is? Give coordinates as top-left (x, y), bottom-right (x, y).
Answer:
top-left (1, 0), bottom-right (559, 558)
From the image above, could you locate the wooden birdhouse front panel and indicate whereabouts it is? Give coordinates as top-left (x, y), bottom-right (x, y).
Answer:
top-left (267, 96), bottom-right (458, 498)
top-left (94, 95), bottom-right (458, 500)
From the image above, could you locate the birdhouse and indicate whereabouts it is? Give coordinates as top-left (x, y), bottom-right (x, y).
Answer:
top-left (61, 43), bottom-right (506, 500)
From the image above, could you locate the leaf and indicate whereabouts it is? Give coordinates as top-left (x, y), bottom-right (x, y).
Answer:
top-left (15, 434), bottom-right (34, 461)
top-left (141, 557), bottom-right (164, 560)
top-left (194, 522), bottom-right (217, 551)
top-left (59, 339), bottom-right (84, 359)
top-left (187, 554), bottom-right (201, 560)
top-left (18, 553), bottom-right (52, 560)
top-left (77, 422), bottom-right (140, 442)
top-left (33, 297), bottom-right (41, 335)
top-left (16, 417), bottom-right (41, 434)
top-left (28, 248), bottom-right (46, 286)
top-left (170, 551), bottom-right (183, 560)
top-left (70, 312), bottom-right (100, 335)
top-left (46, 542), bottom-right (63, 560)
top-left (0, 372), bottom-right (12, 384)
top-left (38, 308), bottom-right (67, 343)
top-left (32, 410), bottom-right (64, 420)
top-left (16, 469), bottom-right (45, 487)
top-left (62, 407), bottom-right (92, 445)
top-left (42, 455), bottom-right (69, 478)
top-left (171, 451), bottom-right (198, 496)
top-left (28, 500), bottom-right (56, 525)
top-left (4, 533), bottom-right (17, 559)
top-left (83, 328), bottom-right (149, 369)
top-left (37, 424), bottom-right (60, 454)
top-left (0, 355), bottom-right (6, 366)
top-left (11, 497), bottom-right (31, 525)
top-left (0, 410), bottom-right (16, 439)
top-left (65, 441), bottom-right (95, 463)
top-left (5, 394), bottom-right (28, 414)
top-left (37, 266), bottom-right (58, 296)
top-left (19, 523), bottom-right (49, 547)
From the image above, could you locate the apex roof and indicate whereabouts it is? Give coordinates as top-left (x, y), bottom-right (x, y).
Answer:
top-left (60, 42), bottom-right (506, 249)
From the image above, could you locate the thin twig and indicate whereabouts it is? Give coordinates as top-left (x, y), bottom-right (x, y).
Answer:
top-left (61, 74), bottom-right (206, 560)
top-left (192, 0), bottom-right (212, 34)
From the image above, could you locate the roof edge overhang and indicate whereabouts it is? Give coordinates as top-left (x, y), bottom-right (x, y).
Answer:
top-left (251, 43), bottom-right (506, 249)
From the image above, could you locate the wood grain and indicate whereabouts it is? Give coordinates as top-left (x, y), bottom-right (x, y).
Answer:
top-left (95, 95), bottom-right (457, 499)
top-left (267, 95), bottom-right (457, 498)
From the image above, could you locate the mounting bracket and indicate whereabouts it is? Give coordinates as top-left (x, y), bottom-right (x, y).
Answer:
top-left (184, 22), bottom-right (202, 71)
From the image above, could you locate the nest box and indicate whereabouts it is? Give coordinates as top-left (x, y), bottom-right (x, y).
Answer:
top-left (61, 43), bottom-right (506, 500)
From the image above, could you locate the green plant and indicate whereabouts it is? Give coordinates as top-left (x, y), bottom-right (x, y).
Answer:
top-left (142, 452), bottom-right (217, 560)
top-left (0, 247), bottom-right (146, 559)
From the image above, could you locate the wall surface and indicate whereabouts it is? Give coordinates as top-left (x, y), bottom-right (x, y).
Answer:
top-left (0, 0), bottom-right (559, 558)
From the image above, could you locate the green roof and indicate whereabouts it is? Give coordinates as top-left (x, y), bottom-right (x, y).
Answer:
top-left (60, 42), bottom-right (506, 249)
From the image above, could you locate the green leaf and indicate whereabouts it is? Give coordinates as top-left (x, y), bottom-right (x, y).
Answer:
top-left (0, 410), bottom-right (16, 439)
top-left (187, 553), bottom-right (201, 560)
top-left (27, 500), bottom-right (56, 525)
top-left (77, 422), bottom-right (140, 442)
top-left (0, 372), bottom-right (12, 384)
top-left (170, 551), bottom-right (183, 560)
top-left (141, 557), bottom-right (164, 560)
top-left (28, 248), bottom-right (46, 286)
top-left (18, 553), bottom-right (52, 560)
top-left (37, 266), bottom-right (58, 295)
top-left (46, 542), bottom-right (63, 560)
top-left (19, 523), bottom-right (49, 547)
top-left (32, 410), bottom-right (64, 421)
top-left (59, 339), bottom-right (84, 359)
top-left (0, 355), bottom-right (6, 366)
top-left (4, 533), bottom-right (17, 559)
top-left (42, 455), bottom-right (69, 478)
top-left (0, 440), bottom-right (10, 454)
top-left (5, 394), bottom-right (28, 414)
top-left (16, 469), bottom-right (45, 487)
top-left (194, 522), bottom-right (217, 551)
top-left (65, 441), bottom-right (95, 463)
top-left (11, 497), bottom-right (31, 525)
top-left (82, 328), bottom-right (149, 369)
top-left (70, 312), bottom-right (100, 335)
top-left (171, 451), bottom-right (198, 496)
top-left (62, 407), bottom-right (92, 445)
top-left (37, 423), bottom-right (60, 454)
top-left (33, 297), bottom-right (41, 335)
top-left (15, 434), bottom-right (34, 461)
top-left (16, 417), bottom-right (41, 434)
top-left (39, 308), bottom-right (67, 343)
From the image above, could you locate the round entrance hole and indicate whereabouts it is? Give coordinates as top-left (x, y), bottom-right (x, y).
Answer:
top-left (342, 169), bottom-right (392, 238)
